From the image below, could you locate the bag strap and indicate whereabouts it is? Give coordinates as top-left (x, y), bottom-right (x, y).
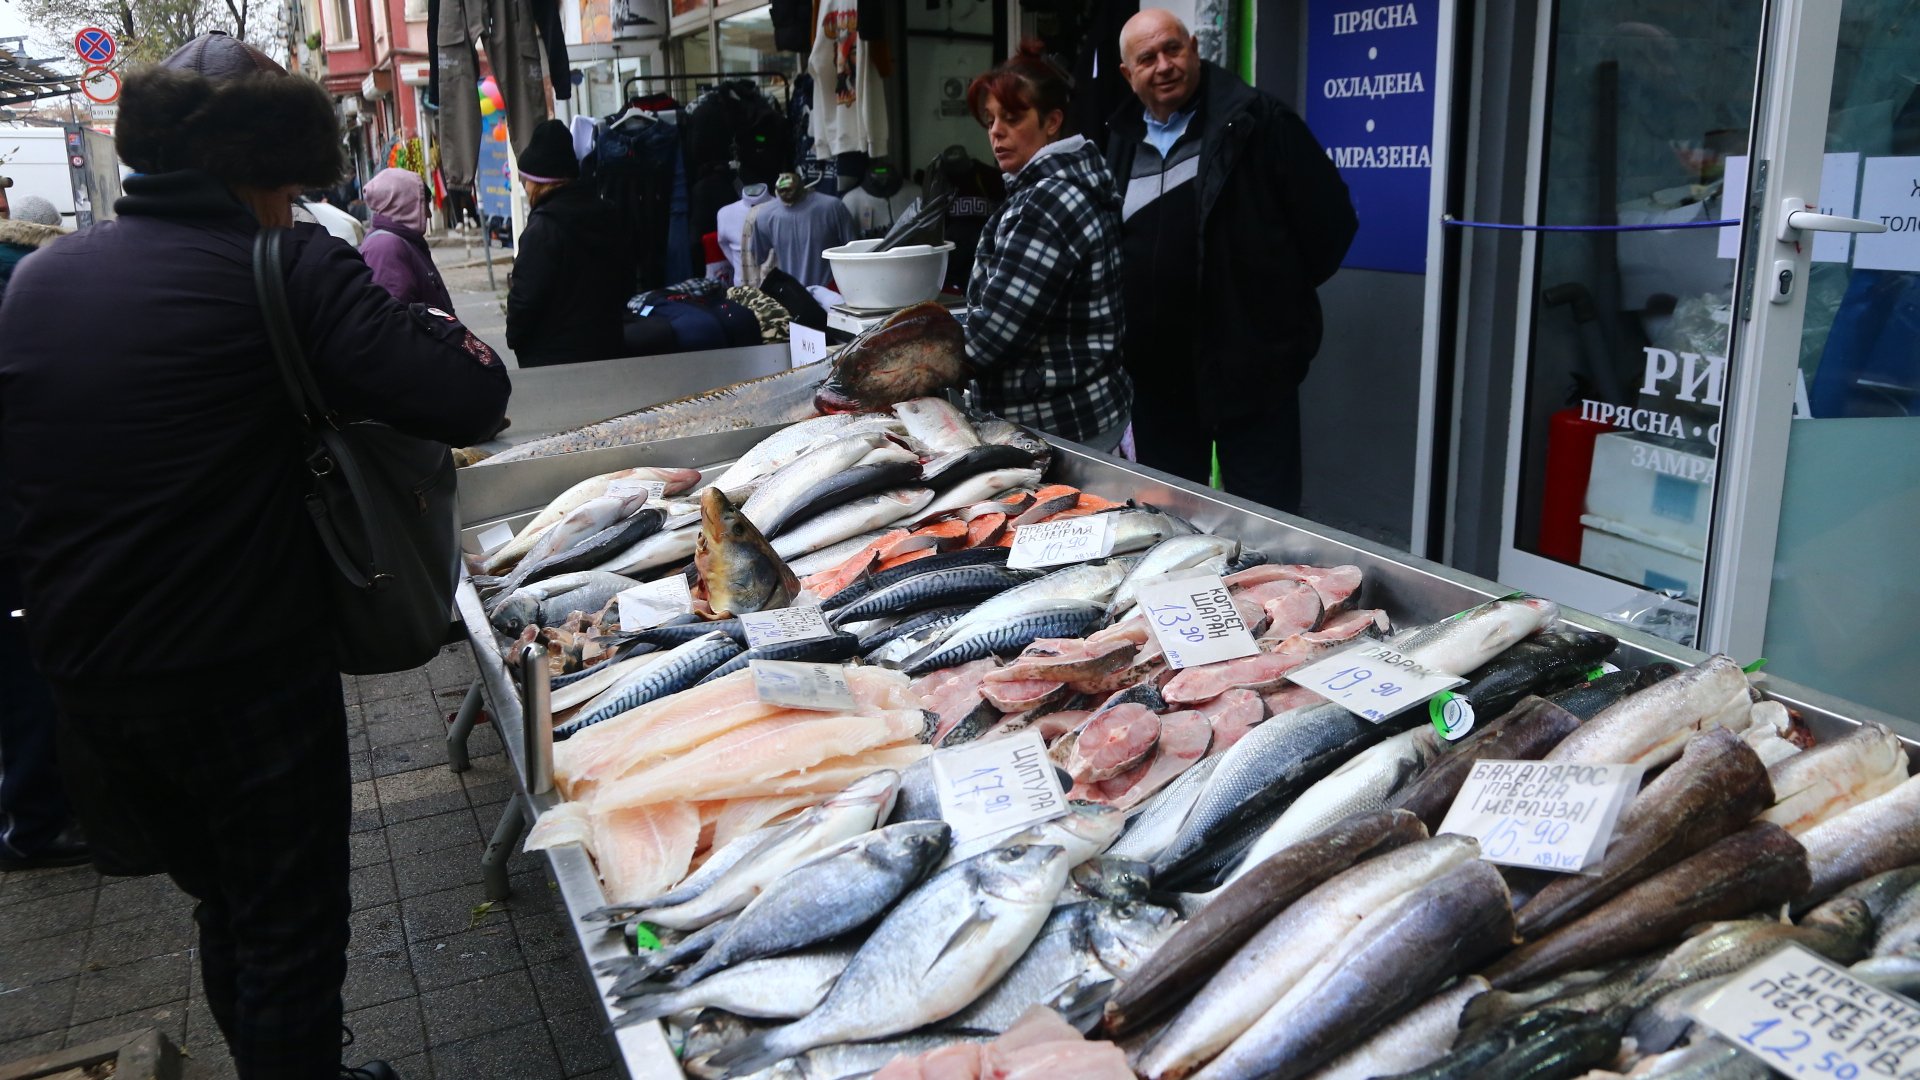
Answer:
top-left (251, 227), bottom-right (337, 429)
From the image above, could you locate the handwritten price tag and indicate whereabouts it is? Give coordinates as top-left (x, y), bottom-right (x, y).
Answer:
top-left (475, 522), bottom-right (516, 555)
top-left (1006, 516), bottom-right (1116, 570)
top-left (751, 660), bottom-right (857, 712)
top-left (1287, 642), bottom-right (1466, 722)
top-left (1692, 945), bottom-right (1920, 1080)
top-left (1135, 573), bottom-right (1260, 670)
top-left (789, 324), bottom-right (828, 369)
top-left (929, 730), bottom-right (1067, 845)
top-left (616, 576), bottom-right (693, 631)
top-left (605, 477), bottom-right (668, 502)
top-left (1437, 759), bottom-right (1642, 873)
top-left (739, 606), bottom-right (835, 648)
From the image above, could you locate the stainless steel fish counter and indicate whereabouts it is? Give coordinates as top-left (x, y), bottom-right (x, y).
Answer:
top-left (447, 422), bottom-right (1920, 1080)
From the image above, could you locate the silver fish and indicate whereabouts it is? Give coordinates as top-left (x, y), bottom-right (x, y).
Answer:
top-left (490, 571), bottom-right (641, 636)
top-left (1544, 653), bottom-right (1754, 767)
top-left (1107, 534), bottom-right (1241, 617)
top-left (613, 948), bottom-right (854, 1024)
top-left (943, 899), bottom-right (1179, 1034)
top-left (485, 492), bottom-right (651, 605)
top-left (587, 822), bottom-right (788, 918)
top-left (1798, 774), bottom-right (1920, 907)
top-left (593, 525), bottom-right (700, 577)
top-left (704, 843), bottom-right (1070, 1076)
top-left (933, 557), bottom-right (1139, 647)
top-left (1107, 506), bottom-right (1201, 554)
top-left (942, 801), bottom-right (1126, 868)
top-left (1107, 756), bottom-right (1221, 864)
top-left (555, 631), bottom-right (743, 737)
top-left (786, 528), bottom-right (898, 578)
top-left (771, 489), bottom-right (936, 560)
top-left (911, 467), bottom-right (1046, 522)
top-left (1306, 976), bottom-right (1490, 1080)
top-left (742, 433), bottom-right (894, 533)
top-left (894, 396), bottom-right (982, 454)
top-left (706, 413), bottom-right (871, 494)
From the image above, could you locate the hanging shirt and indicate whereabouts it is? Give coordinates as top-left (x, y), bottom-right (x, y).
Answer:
top-left (749, 189), bottom-right (855, 289)
top-left (808, 0), bottom-right (889, 157)
top-left (842, 181), bottom-right (922, 239)
top-left (717, 187), bottom-right (774, 283)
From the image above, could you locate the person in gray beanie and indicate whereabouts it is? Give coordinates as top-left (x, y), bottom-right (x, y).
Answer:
top-left (0, 194), bottom-right (62, 297)
top-left (0, 31), bottom-right (510, 1080)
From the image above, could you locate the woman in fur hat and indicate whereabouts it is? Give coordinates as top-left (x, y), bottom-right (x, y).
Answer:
top-left (0, 194), bottom-right (64, 298)
top-left (0, 32), bottom-right (510, 1080)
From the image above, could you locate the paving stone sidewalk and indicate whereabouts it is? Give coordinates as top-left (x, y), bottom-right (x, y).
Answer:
top-left (0, 643), bottom-right (616, 1080)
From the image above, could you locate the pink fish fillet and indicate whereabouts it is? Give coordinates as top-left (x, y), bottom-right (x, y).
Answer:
top-left (591, 710), bottom-right (928, 811)
top-left (875, 1043), bottom-right (988, 1080)
top-left (1224, 563), bottom-right (1364, 614)
top-left (1162, 648), bottom-right (1320, 705)
top-left (1256, 581), bottom-right (1326, 638)
top-left (982, 677), bottom-right (1068, 713)
top-left (989, 637), bottom-right (1139, 683)
top-left (1262, 683), bottom-right (1327, 717)
top-left (1101, 710), bottom-right (1212, 810)
top-left (1194, 688), bottom-right (1267, 750)
top-left (589, 801), bottom-right (700, 905)
top-left (1063, 704), bottom-right (1161, 783)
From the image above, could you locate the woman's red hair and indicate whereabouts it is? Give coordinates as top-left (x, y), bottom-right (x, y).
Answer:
top-left (966, 40), bottom-right (1075, 131)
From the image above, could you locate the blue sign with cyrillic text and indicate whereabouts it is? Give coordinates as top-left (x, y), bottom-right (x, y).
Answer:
top-left (1304, 0), bottom-right (1439, 274)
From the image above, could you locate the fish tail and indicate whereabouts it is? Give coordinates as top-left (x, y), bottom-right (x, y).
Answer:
top-left (704, 1026), bottom-right (794, 1077)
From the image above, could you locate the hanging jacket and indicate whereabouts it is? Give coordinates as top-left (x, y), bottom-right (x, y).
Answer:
top-left (508, 182), bottom-right (636, 366)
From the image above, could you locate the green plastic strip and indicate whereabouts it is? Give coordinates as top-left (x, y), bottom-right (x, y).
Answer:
top-left (1743, 658), bottom-right (1768, 673)
top-left (628, 922), bottom-right (662, 952)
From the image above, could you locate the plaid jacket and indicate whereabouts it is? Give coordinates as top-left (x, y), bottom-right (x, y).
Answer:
top-left (965, 136), bottom-right (1132, 443)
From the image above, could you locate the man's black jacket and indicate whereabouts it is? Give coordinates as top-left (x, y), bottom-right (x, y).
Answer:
top-left (508, 182), bottom-right (635, 367)
top-left (1107, 63), bottom-right (1358, 418)
top-left (0, 170), bottom-right (511, 711)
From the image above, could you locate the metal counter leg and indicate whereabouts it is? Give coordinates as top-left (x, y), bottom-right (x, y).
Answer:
top-left (447, 680), bottom-right (483, 773)
top-left (482, 797), bottom-right (528, 902)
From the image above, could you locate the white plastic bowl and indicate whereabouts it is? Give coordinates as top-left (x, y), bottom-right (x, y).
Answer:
top-left (822, 239), bottom-right (955, 310)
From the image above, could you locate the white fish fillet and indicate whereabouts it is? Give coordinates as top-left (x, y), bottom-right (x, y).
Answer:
top-left (592, 710), bottom-right (929, 811)
top-left (711, 794), bottom-right (827, 850)
top-left (1761, 722), bottom-right (1910, 834)
top-left (524, 802), bottom-right (592, 852)
top-left (693, 745), bottom-right (932, 802)
top-left (590, 801), bottom-right (701, 905)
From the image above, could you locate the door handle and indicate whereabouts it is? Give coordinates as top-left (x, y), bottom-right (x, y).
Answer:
top-left (1777, 198), bottom-right (1890, 242)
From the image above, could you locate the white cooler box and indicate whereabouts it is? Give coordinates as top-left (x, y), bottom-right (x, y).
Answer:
top-left (1582, 431), bottom-right (1714, 555)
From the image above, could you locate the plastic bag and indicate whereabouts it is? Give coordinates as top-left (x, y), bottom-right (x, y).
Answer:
top-left (1603, 588), bottom-right (1700, 648)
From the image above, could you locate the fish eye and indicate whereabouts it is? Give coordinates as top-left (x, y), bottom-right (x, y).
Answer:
top-left (998, 846), bottom-right (1026, 861)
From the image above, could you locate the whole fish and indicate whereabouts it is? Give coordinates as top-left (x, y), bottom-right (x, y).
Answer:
top-left (1854, 955), bottom-right (1920, 996)
top-left (490, 571), bottom-right (640, 636)
top-left (1136, 835), bottom-right (1480, 1079)
top-left (942, 802), bottom-right (1125, 869)
top-left (594, 524), bottom-right (700, 578)
top-left (771, 460), bottom-right (928, 537)
top-left (1225, 726), bottom-right (1442, 885)
top-left (1760, 722), bottom-right (1910, 835)
top-left (1459, 1011), bottom-right (1622, 1080)
top-left (626, 617), bottom-right (745, 647)
top-left (1068, 856), bottom-right (1157, 905)
top-left (786, 528), bottom-right (898, 578)
top-left (635, 770), bottom-right (902, 931)
top-left (911, 467), bottom-right (1046, 522)
top-left (867, 614), bottom-right (973, 667)
top-left (1153, 597), bottom-right (1558, 881)
top-left (922, 444), bottom-right (1042, 490)
top-left (1106, 506), bottom-right (1201, 554)
top-left (1544, 654), bottom-right (1754, 767)
top-left (885, 757), bottom-right (941, 825)
top-left (586, 821), bottom-right (789, 918)
top-left (771, 489), bottom-right (936, 560)
top-left (479, 466), bottom-right (702, 570)
top-left (742, 433), bottom-right (894, 534)
top-left (1833, 865), bottom-right (1920, 925)
top-left (1442, 630), bottom-right (1618, 727)
top-left (893, 396), bottom-right (982, 454)
top-left (856, 603), bottom-right (974, 655)
top-left (480, 364), bottom-right (828, 466)
top-left (1597, 1041), bottom-right (1771, 1080)
top-left (704, 843), bottom-right (1070, 1076)
top-left (814, 301), bottom-right (969, 411)
top-left (1104, 809), bottom-right (1428, 1036)
top-left (613, 949), bottom-right (854, 1024)
top-left (1544, 662), bottom-right (1676, 719)
top-left (1873, 875), bottom-right (1920, 957)
top-left (554, 631), bottom-right (743, 738)
top-left (1193, 859), bottom-right (1517, 1080)
top-left (551, 649), bottom-right (663, 713)
top-left (671, 821), bottom-right (952, 985)
top-left (975, 417), bottom-right (1052, 459)
top-left (1105, 757), bottom-right (1221, 864)
top-left (696, 488), bottom-right (801, 617)
top-left (1621, 896), bottom-right (1872, 1018)
top-left (1306, 976), bottom-right (1490, 1080)
top-left (599, 917), bottom-right (737, 994)
top-left (933, 558), bottom-right (1139, 647)
top-left (1797, 774), bottom-right (1920, 908)
top-left (901, 600), bottom-right (1106, 676)
top-left (1390, 696), bottom-right (1585, 831)
top-left (504, 507), bottom-right (665, 589)
top-left (1485, 822), bottom-right (1810, 989)
top-left (828, 564), bottom-right (1036, 627)
top-left (697, 633), bottom-right (861, 685)
top-left (822, 547), bottom-right (1013, 613)
top-left (1107, 535), bottom-right (1241, 618)
top-left (1515, 727), bottom-right (1774, 938)
top-left (943, 899), bottom-right (1179, 1035)
top-left (707, 413), bottom-right (877, 494)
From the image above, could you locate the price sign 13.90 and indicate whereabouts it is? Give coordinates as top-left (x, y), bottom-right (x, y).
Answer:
top-left (1134, 573), bottom-right (1260, 670)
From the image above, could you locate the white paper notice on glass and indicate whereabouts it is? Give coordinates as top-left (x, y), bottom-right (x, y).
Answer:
top-left (1005, 516), bottom-right (1116, 570)
top-left (1436, 759), bottom-right (1643, 873)
top-left (1718, 153), bottom-right (1861, 263)
top-left (605, 477), bottom-right (669, 502)
top-left (1287, 640), bottom-right (1465, 723)
top-left (1690, 945), bottom-right (1920, 1079)
top-left (789, 324), bottom-right (829, 369)
top-left (475, 522), bottom-right (516, 555)
top-left (750, 660), bottom-right (857, 712)
top-left (1135, 573), bottom-right (1260, 670)
top-left (929, 729), bottom-right (1067, 846)
top-left (617, 575), bottom-right (694, 631)
top-left (1854, 156), bottom-right (1920, 272)
top-left (738, 606), bottom-right (835, 649)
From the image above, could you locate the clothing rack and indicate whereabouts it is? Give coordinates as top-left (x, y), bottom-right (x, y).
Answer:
top-left (622, 70), bottom-right (791, 108)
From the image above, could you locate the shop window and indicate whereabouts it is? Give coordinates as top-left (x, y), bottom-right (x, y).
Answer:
top-left (717, 6), bottom-right (796, 78)
top-left (327, 0), bottom-right (358, 44)
top-left (668, 26), bottom-right (713, 98)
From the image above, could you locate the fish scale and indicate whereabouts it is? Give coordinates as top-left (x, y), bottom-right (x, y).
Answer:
top-left (828, 564), bottom-right (1035, 627)
top-left (555, 632), bottom-right (742, 738)
top-left (901, 600), bottom-right (1106, 676)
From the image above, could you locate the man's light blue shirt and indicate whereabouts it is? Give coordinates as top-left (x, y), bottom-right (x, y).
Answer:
top-left (1144, 102), bottom-right (1197, 157)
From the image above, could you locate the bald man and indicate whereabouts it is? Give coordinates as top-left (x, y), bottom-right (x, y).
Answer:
top-left (1107, 9), bottom-right (1355, 514)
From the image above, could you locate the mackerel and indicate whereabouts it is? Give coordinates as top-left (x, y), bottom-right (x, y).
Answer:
top-left (696, 633), bottom-right (861, 685)
top-left (555, 632), bottom-right (743, 738)
top-left (901, 600), bottom-right (1105, 676)
top-left (827, 564), bottom-right (1035, 627)
top-left (932, 558), bottom-right (1139, 646)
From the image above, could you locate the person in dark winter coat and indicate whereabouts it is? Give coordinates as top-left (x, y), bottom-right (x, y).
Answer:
top-left (358, 167), bottom-right (455, 310)
top-left (963, 43), bottom-right (1132, 450)
top-left (507, 119), bottom-right (636, 367)
top-left (1109, 9), bottom-right (1356, 513)
top-left (0, 32), bottom-right (509, 1080)
top-left (0, 195), bottom-right (62, 298)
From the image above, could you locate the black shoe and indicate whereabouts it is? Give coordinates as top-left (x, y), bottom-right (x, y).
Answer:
top-left (341, 1062), bottom-right (400, 1080)
top-left (0, 829), bottom-right (90, 872)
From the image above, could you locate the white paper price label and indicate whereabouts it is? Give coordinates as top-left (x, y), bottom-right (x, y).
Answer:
top-left (606, 477), bottom-right (668, 502)
top-left (616, 576), bottom-right (694, 631)
top-left (475, 522), bottom-right (516, 554)
top-left (929, 729), bottom-right (1067, 845)
top-left (738, 606), bottom-right (835, 648)
top-left (1287, 641), bottom-right (1466, 722)
top-left (1135, 573), bottom-right (1260, 670)
top-left (1437, 759), bottom-right (1643, 873)
top-left (1691, 945), bottom-right (1920, 1078)
top-left (1005, 516), bottom-right (1115, 570)
top-left (751, 660), bottom-right (857, 712)
top-left (789, 324), bottom-right (829, 368)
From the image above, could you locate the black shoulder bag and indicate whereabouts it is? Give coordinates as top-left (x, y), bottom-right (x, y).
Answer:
top-left (253, 226), bottom-right (461, 675)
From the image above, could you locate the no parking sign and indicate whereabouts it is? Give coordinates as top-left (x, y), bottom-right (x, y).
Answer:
top-left (74, 27), bottom-right (115, 66)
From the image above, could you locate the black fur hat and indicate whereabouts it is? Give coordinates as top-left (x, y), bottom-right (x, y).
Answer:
top-left (118, 32), bottom-right (344, 189)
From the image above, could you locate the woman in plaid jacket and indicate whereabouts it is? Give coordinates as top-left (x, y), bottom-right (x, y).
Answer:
top-left (963, 44), bottom-right (1133, 451)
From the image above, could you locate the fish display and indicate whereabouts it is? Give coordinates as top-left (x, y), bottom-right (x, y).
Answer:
top-left (459, 405), bottom-right (1919, 1080)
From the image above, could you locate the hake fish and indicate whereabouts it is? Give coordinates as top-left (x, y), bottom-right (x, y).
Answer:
top-left (1305, 976), bottom-right (1490, 1080)
top-left (1759, 721), bottom-right (1910, 835)
top-left (1796, 773), bottom-right (1920, 908)
top-left (1389, 696), bottom-right (1585, 832)
top-left (704, 843), bottom-right (1069, 1076)
top-left (1135, 835), bottom-right (1480, 1080)
top-left (696, 488), bottom-right (802, 618)
top-left (1194, 859), bottom-right (1517, 1080)
top-left (1515, 727), bottom-right (1774, 939)
top-left (1543, 654), bottom-right (1754, 767)
top-left (1103, 809), bottom-right (1428, 1036)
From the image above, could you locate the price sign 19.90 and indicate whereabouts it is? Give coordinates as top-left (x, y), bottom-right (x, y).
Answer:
top-left (1286, 641), bottom-right (1465, 722)
top-left (1134, 573), bottom-right (1260, 670)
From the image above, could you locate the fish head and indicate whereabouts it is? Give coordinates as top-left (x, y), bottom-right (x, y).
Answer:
top-left (1090, 899), bottom-right (1181, 971)
top-left (490, 595), bottom-right (539, 637)
top-left (1070, 856), bottom-right (1154, 904)
top-left (817, 302), bottom-right (968, 411)
top-left (1802, 896), bottom-right (1875, 946)
top-left (970, 843), bottom-right (1072, 904)
top-left (874, 819), bottom-right (955, 874)
top-left (696, 487), bottom-right (800, 615)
